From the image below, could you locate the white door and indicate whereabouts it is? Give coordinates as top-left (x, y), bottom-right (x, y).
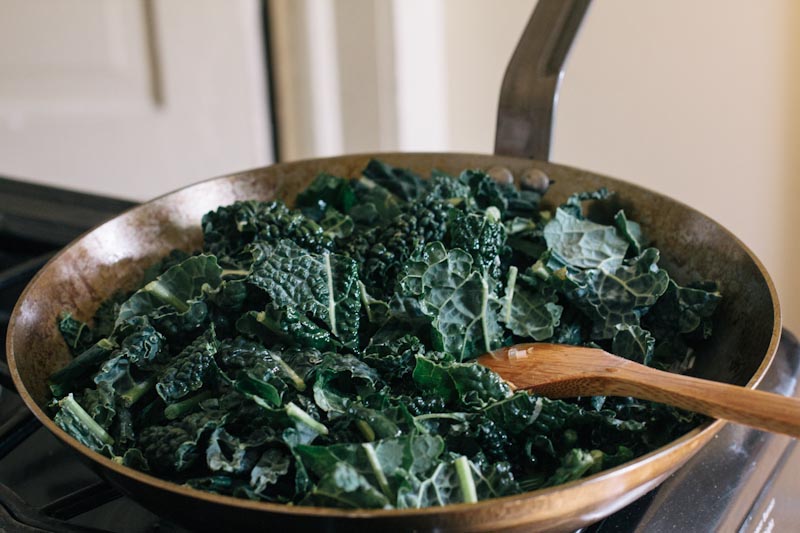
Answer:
top-left (0, 0), bottom-right (272, 200)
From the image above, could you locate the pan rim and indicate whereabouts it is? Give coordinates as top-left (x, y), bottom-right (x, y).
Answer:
top-left (6, 151), bottom-right (782, 522)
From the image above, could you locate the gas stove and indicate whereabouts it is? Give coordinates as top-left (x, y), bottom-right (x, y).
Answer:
top-left (0, 176), bottom-right (797, 532)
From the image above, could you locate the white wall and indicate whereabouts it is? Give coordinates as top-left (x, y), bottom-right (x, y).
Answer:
top-left (272, 0), bottom-right (800, 333)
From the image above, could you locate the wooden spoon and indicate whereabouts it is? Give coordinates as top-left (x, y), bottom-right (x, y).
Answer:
top-left (478, 343), bottom-right (800, 438)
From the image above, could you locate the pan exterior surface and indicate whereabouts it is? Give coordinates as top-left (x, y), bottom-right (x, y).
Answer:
top-left (6, 153), bottom-right (781, 531)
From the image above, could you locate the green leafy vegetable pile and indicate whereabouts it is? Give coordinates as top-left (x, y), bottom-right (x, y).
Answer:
top-left (49, 160), bottom-right (721, 509)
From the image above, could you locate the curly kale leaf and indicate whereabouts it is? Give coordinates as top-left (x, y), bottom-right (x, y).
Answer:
top-left (362, 159), bottom-right (427, 202)
top-left (559, 188), bottom-right (613, 219)
top-left (557, 248), bottom-right (670, 339)
top-left (117, 316), bottom-right (166, 367)
top-left (139, 411), bottom-right (224, 473)
top-left (398, 242), bottom-right (504, 361)
top-left (202, 200), bottom-right (333, 266)
top-left (312, 353), bottom-right (381, 415)
top-left (247, 240), bottom-right (360, 349)
top-left (501, 266), bottom-right (562, 341)
top-left (217, 338), bottom-right (320, 395)
top-left (205, 426), bottom-right (275, 474)
top-left (58, 313), bottom-right (94, 355)
top-left (544, 208), bottom-right (630, 269)
top-left (361, 334), bottom-right (425, 384)
top-left (346, 196), bottom-right (453, 299)
top-left (614, 210), bottom-right (643, 257)
top-left (448, 208), bottom-right (508, 279)
top-left (236, 304), bottom-right (336, 351)
top-left (116, 254), bottom-right (221, 335)
top-left (53, 393), bottom-right (115, 455)
top-left (319, 208), bottom-right (354, 239)
top-left (348, 179), bottom-right (404, 225)
top-left (612, 324), bottom-right (655, 365)
top-left (295, 173), bottom-right (356, 215)
top-left (412, 354), bottom-right (511, 410)
top-left (156, 329), bottom-right (221, 403)
top-left (644, 280), bottom-right (721, 369)
top-left (49, 338), bottom-right (117, 398)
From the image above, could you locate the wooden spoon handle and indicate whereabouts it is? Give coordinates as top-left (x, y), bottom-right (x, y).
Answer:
top-left (597, 363), bottom-right (800, 438)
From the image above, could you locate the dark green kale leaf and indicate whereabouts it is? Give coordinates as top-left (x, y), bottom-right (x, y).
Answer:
top-left (300, 461), bottom-right (391, 509)
top-left (556, 248), bottom-right (669, 339)
top-left (116, 316), bottom-right (165, 367)
top-left (448, 207), bottom-right (509, 279)
top-left (361, 334), bottom-right (425, 384)
top-left (543, 208), bottom-right (629, 269)
top-left (412, 354), bottom-right (511, 410)
top-left (397, 242), bottom-right (504, 361)
top-left (117, 254), bottom-right (221, 323)
top-left (297, 433), bottom-right (446, 508)
top-left (156, 328), bottom-right (221, 403)
top-left (205, 426), bottom-right (267, 474)
top-left (501, 266), bottom-right (562, 341)
top-left (247, 448), bottom-right (293, 499)
top-left (58, 312), bottom-right (94, 355)
top-left (348, 196), bottom-right (453, 299)
top-left (53, 393), bottom-right (115, 455)
top-left (319, 208), bottom-right (354, 239)
top-left (643, 280), bottom-right (722, 369)
top-left (202, 200), bottom-right (333, 266)
top-left (312, 353), bottom-right (381, 415)
top-left (295, 173), bottom-right (356, 215)
top-left (348, 179), bottom-right (404, 225)
top-left (614, 210), bottom-right (643, 257)
top-left (612, 324), bottom-right (655, 365)
top-left (115, 254), bottom-right (221, 343)
top-left (49, 338), bottom-right (117, 398)
top-left (236, 304), bottom-right (336, 351)
top-left (247, 240), bottom-right (360, 350)
top-left (139, 410), bottom-right (224, 474)
top-left (458, 169), bottom-right (508, 214)
top-left (362, 159), bottom-right (427, 201)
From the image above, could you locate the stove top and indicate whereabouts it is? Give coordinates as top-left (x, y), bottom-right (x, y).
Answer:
top-left (0, 176), bottom-right (797, 532)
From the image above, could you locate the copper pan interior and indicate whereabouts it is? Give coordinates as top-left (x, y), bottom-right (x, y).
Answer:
top-left (6, 153), bottom-right (781, 531)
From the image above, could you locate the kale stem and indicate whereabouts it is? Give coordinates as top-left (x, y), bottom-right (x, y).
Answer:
top-left (221, 269), bottom-right (249, 278)
top-left (144, 280), bottom-right (190, 313)
top-left (454, 456), bottom-right (477, 504)
top-left (164, 390), bottom-right (213, 420)
top-left (323, 253), bottom-right (338, 337)
top-left (358, 282), bottom-right (374, 323)
top-left (413, 413), bottom-right (467, 422)
top-left (479, 276), bottom-right (492, 356)
top-left (362, 442), bottom-right (392, 500)
top-left (272, 354), bottom-right (306, 392)
top-left (48, 338), bottom-right (117, 397)
top-left (504, 266), bottom-right (518, 324)
top-left (355, 420), bottom-right (375, 442)
top-left (119, 376), bottom-right (156, 407)
top-left (286, 402), bottom-right (328, 435)
top-left (59, 394), bottom-right (115, 445)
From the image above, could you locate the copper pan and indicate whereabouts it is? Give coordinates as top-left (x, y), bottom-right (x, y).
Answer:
top-left (6, 152), bottom-right (781, 532)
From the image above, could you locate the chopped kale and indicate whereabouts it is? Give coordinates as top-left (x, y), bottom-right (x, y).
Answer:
top-left (49, 159), bottom-right (720, 510)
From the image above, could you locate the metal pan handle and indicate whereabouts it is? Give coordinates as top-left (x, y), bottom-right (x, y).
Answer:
top-left (495, 0), bottom-right (591, 161)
